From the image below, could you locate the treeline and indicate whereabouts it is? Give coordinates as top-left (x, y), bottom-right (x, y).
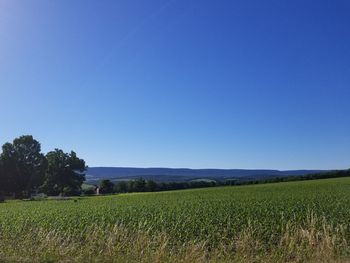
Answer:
top-left (92, 169), bottom-right (350, 195)
top-left (225, 169), bottom-right (350, 186)
top-left (88, 178), bottom-right (217, 195)
top-left (0, 135), bottom-right (86, 198)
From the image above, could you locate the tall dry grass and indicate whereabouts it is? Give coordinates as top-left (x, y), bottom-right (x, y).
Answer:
top-left (0, 212), bottom-right (349, 263)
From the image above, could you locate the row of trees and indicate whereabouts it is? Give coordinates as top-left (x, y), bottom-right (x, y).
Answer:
top-left (92, 169), bottom-right (350, 195)
top-left (0, 135), bottom-right (86, 198)
top-left (92, 178), bottom-right (217, 195)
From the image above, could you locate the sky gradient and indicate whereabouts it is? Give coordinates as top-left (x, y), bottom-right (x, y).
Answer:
top-left (0, 0), bottom-right (349, 170)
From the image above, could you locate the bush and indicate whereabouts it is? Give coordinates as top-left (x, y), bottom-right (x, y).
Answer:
top-left (82, 189), bottom-right (95, 195)
top-left (63, 186), bottom-right (82, 196)
top-left (30, 193), bottom-right (48, 201)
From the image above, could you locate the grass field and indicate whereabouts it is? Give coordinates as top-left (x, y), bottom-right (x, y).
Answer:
top-left (1, 177), bottom-right (350, 262)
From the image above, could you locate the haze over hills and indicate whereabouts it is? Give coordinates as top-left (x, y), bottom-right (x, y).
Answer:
top-left (86, 167), bottom-right (324, 183)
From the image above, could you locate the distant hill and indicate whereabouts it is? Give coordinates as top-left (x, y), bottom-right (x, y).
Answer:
top-left (85, 167), bottom-right (324, 183)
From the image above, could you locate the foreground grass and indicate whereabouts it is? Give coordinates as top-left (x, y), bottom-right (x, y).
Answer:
top-left (1, 178), bottom-right (350, 262)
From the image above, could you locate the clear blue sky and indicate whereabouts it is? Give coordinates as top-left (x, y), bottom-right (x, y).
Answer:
top-left (0, 0), bottom-right (349, 170)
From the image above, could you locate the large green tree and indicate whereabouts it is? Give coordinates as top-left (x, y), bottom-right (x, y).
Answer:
top-left (42, 149), bottom-right (86, 195)
top-left (0, 135), bottom-right (47, 197)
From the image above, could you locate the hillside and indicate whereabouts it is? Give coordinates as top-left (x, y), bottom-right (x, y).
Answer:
top-left (86, 167), bottom-right (323, 183)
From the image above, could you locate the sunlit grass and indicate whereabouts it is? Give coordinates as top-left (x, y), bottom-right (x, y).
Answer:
top-left (1, 177), bottom-right (350, 262)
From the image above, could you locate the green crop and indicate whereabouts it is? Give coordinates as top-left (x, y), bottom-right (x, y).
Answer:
top-left (1, 177), bottom-right (350, 262)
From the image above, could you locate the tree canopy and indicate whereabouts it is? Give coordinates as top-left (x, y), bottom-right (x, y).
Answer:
top-left (99, 179), bottom-right (114, 194)
top-left (41, 149), bottom-right (86, 196)
top-left (0, 135), bottom-right (86, 198)
top-left (0, 136), bottom-right (47, 197)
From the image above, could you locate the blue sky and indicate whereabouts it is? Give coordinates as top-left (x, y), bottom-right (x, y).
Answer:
top-left (0, 0), bottom-right (349, 170)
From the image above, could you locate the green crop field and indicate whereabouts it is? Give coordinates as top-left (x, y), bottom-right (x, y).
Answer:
top-left (1, 177), bottom-right (350, 262)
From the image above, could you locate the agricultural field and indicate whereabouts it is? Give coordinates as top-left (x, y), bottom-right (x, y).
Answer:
top-left (1, 177), bottom-right (350, 262)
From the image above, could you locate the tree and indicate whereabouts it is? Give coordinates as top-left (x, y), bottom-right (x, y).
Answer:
top-left (0, 136), bottom-right (47, 197)
top-left (99, 179), bottom-right (114, 194)
top-left (127, 180), bottom-right (135, 192)
top-left (0, 158), bottom-right (5, 201)
top-left (42, 149), bottom-right (86, 196)
top-left (134, 177), bottom-right (146, 192)
top-left (146, 180), bottom-right (158, 192)
top-left (114, 181), bottom-right (128, 193)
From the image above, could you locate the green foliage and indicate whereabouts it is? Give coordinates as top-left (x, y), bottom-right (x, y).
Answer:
top-left (30, 193), bottom-right (48, 201)
top-left (145, 179), bottom-right (157, 192)
top-left (81, 184), bottom-right (96, 195)
top-left (42, 149), bottom-right (86, 196)
top-left (113, 178), bottom-right (218, 194)
top-left (133, 177), bottom-right (146, 192)
top-left (99, 179), bottom-right (114, 194)
top-left (0, 135), bottom-right (47, 197)
top-left (1, 177), bottom-right (350, 261)
top-left (0, 136), bottom-right (86, 198)
top-left (114, 181), bottom-right (128, 193)
top-left (0, 177), bottom-right (349, 242)
top-left (224, 169), bottom-right (350, 185)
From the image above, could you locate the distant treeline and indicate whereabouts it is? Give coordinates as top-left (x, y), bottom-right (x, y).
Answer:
top-left (0, 135), bottom-right (86, 199)
top-left (90, 169), bottom-right (350, 195)
top-left (85, 178), bottom-right (217, 195)
top-left (228, 169), bottom-right (350, 186)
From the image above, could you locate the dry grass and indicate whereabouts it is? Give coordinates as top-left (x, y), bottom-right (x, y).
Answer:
top-left (0, 212), bottom-right (349, 263)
